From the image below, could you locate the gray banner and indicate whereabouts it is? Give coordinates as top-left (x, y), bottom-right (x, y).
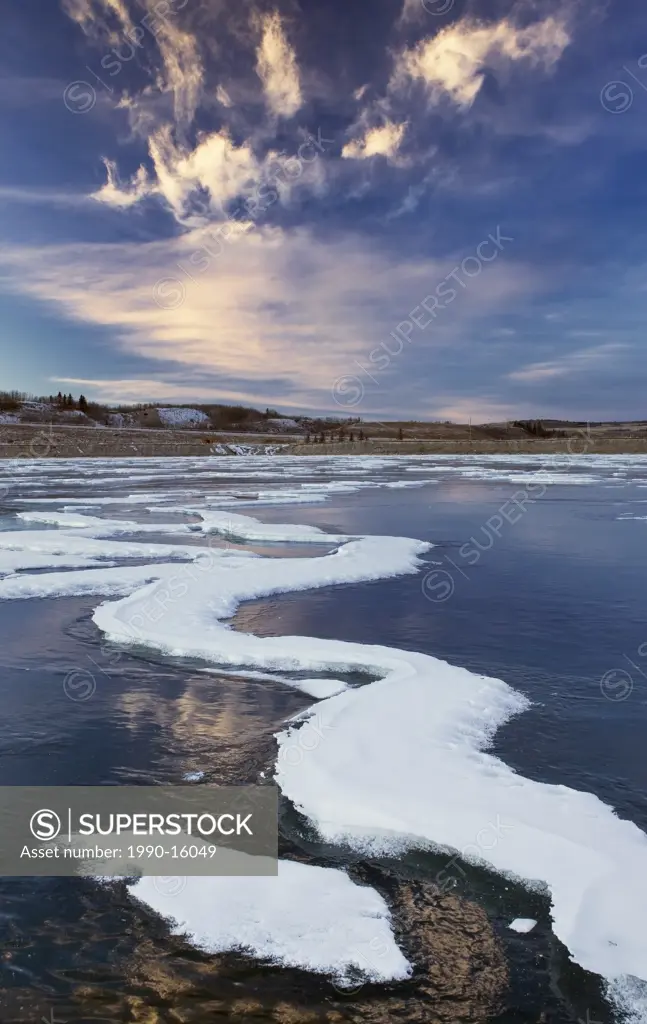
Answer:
top-left (0, 786), bottom-right (278, 876)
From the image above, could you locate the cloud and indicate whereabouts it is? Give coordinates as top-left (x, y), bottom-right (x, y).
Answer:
top-left (255, 12), bottom-right (302, 118)
top-left (50, 377), bottom-right (261, 404)
top-left (61, 0), bottom-right (135, 43)
top-left (92, 119), bottom-right (331, 226)
top-left (91, 124), bottom-right (262, 223)
top-left (392, 16), bottom-right (570, 108)
top-left (62, 0), bottom-right (203, 127)
top-left (151, 11), bottom-right (203, 127)
top-left (507, 343), bottom-right (626, 382)
top-left (342, 121), bottom-right (407, 162)
top-left (429, 396), bottom-right (521, 424)
top-left (92, 159), bottom-right (152, 208)
top-left (0, 224), bottom-right (534, 412)
top-left (0, 185), bottom-right (91, 207)
top-left (216, 84), bottom-right (233, 107)
top-left (397, 0), bottom-right (426, 25)
top-left (149, 124), bottom-right (260, 219)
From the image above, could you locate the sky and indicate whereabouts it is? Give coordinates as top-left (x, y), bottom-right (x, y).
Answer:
top-left (0, 0), bottom-right (646, 422)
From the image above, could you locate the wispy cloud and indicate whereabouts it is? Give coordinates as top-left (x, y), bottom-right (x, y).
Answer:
top-left (430, 396), bottom-right (521, 424)
top-left (255, 11), bottom-right (302, 118)
top-left (91, 120), bottom-right (328, 226)
top-left (0, 185), bottom-right (92, 207)
top-left (152, 11), bottom-right (203, 127)
top-left (92, 159), bottom-right (152, 208)
top-left (342, 120), bottom-right (407, 162)
top-left (61, 0), bottom-right (135, 43)
top-left (507, 343), bottom-right (626, 382)
top-left (62, 0), bottom-right (203, 127)
top-left (0, 225), bottom-right (534, 411)
top-left (50, 376), bottom-right (270, 404)
top-left (216, 84), bottom-right (233, 108)
top-left (391, 16), bottom-right (570, 108)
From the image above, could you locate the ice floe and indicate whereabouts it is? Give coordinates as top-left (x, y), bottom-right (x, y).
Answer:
top-left (509, 918), bottom-right (537, 933)
top-left (129, 860), bottom-right (412, 984)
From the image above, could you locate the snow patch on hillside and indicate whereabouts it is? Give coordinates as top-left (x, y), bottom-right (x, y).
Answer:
top-left (267, 417), bottom-right (300, 431)
top-left (106, 412), bottom-right (135, 427)
top-left (158, 408), bottom-right (210, 427)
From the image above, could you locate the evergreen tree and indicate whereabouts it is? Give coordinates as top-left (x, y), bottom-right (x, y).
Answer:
top-left (78, 394), bottom-right (87, 411)
top-left (398, 427), bottom-right (404, 440)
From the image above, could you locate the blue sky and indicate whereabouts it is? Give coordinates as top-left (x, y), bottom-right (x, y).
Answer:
top-left (1, 0), bottom-right (646, 421)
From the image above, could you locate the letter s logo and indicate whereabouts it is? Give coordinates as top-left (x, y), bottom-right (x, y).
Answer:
top-left (30, 809), bottom-right (62, 840)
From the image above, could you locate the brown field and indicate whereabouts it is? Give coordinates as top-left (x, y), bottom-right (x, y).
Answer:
top-left (0, 424), bottom-right (292, 459)
top-left (2, 419), bottom-right (647, 458)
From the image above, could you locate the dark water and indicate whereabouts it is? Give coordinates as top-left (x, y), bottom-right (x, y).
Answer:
top-left (243, 483), bottom-right (647, 827)
top-left (0, 457), bottom-right (645, 1023)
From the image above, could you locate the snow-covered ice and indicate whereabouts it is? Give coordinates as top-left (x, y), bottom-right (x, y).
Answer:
top-left (2, 452), bottom-right (647, 1010)
top-left (129, 859), bottom-right (412, 984)
top-left (200, 667), bottom-right (348, 699)
top-left (509, 918), bottom-right (537, 933)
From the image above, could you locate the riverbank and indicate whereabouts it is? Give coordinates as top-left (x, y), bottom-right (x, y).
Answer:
top-left (283, 438), bottom-right (647, 456)
top-left (0, 424), bottom-right (286, 459)
top-left (3, 423), bottom-right (647, 459)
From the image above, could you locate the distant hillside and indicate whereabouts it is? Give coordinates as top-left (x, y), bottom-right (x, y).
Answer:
top-left (0, 392), bottom-right (304, 433)
top-left (3, 392), bottom-right (647, 442)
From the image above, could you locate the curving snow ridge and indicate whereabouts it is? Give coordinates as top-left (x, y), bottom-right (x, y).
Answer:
top-left (0, 503), bottom-right (427, 983)
top-left (275, 656), bottom-right (647, 986)
top-left (16, 507), bottom-right (347, 544)
top-left (2, 455), bottom-right (647, 1010)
